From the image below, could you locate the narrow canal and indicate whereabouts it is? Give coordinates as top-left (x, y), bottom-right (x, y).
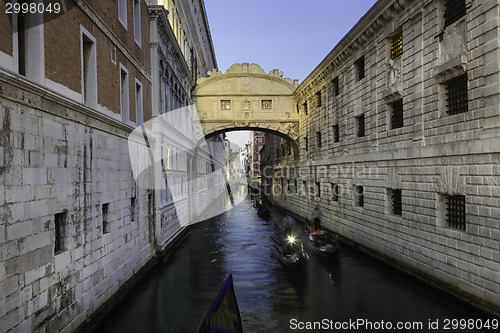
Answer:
top-left (95, 188), bottom-right (491, 332)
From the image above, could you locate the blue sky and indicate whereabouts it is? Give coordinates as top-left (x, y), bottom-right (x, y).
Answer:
top-left (203, 0), bottom-right (378, 147)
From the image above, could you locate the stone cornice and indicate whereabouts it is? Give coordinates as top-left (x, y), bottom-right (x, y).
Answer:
top-left (0, 69), bottom-right (156, 141)
top-left (294, 0), bottom-right (412, 100)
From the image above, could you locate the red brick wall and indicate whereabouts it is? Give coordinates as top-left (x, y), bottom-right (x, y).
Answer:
top-left (0, 12), bottom-right (13, 56)
top-left (43, 1), bottom-right (151, 119)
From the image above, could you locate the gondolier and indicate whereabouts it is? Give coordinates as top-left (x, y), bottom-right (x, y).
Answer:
top-left (311, 205), bottom-right (322, 231)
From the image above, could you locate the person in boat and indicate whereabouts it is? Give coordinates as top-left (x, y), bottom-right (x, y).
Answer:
top-left (311, 205), bottom-right (323, 231)
top-left (283, 214), bottom-right (295, 234)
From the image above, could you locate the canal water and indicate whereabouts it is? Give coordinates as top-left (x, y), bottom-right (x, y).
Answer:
top-left (95, 190), bottom-right (492, 332)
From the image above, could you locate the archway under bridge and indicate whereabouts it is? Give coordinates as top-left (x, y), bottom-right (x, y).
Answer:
top-left (193, 63), bottom-right (300, 157)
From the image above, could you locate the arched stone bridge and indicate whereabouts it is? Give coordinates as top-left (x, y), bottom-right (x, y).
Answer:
top-left (193, 63), bottom-right (299, 151)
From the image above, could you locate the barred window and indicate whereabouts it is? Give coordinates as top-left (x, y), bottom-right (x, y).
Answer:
top-left (446, 74), bottom-right (468, 115)
top-left (315, 91), bottom-right (322, 107)
top-left (355, 185), bottom-right (364, 207)
top-left (444, 0), bottom-right (466, 28)
top-left (391, 189), bottom-right (402, 215)
top-left (332, 184), bottom-right (339, 202)
top-left (220, 100), bottom-right (231, 111)
top-left (317, 131), bottom-right (322, 148)
top-left (332, 77), bottom-right (339, 96)
top-left (390, 28), bottom-right (403, 60)
top-left (356, 114), bottom-right (365, 137)
top-left (390, 99), bottom-right (404, 129)
top-left (332, 124), bottom-right (340, 143)
top-left (355, 56), bottom-right (365, 80)
top-left (261, 100), bottom-right (272, 110)
top-left (446, 195), bottom-right (466, 230)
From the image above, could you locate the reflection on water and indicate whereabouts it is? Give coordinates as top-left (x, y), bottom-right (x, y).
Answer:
top-left (95, 192), bottom-right (490, 333)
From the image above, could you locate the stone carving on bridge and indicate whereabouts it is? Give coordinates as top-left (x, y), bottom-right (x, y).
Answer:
top-left (193, 63), bottom-right (300, 146)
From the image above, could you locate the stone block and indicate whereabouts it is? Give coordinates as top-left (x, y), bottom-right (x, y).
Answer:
top-left (7, 220), bottom-right (34, 241)
top-left (54, 251), bottom-right (71, 273)
top-left (22, 167), bottom-right (47, 186)
top-left (25, 264), bottom-right (47, 285)
top-left (19, 246), bottom-right (52, 273)
top-left (28, 200), bottom-right (50, 219)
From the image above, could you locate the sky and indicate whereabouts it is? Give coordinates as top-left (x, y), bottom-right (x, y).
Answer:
top-left (203, 0), bottom-right (379, 148)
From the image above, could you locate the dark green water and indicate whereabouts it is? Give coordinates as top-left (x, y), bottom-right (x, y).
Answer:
top-left (94, 193), bottom-right (495, 332)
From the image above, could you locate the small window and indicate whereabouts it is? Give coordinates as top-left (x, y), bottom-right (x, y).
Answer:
top-left (220, 100), bottom-right (231, 111)
top-left (131, 196), bottom-right (137, 222)
top-left (303, 102), bottom-right (308, 115)
top-left (355, 185), bottom-right (364, 207)
top-left (390, 27), bottom-right (403, 60)
top-left (355, 56), bottom-right (365, 80)
top-left (332, 124), bottom-right (340, 143)
top-left (305, 136), bottom-right (308, 151)
top-left (316, 131), bottom-right (322, 148)
top-left (316, 182), bottom-right (321, 198)
top-left (332, 77), bottom-right (339, 96)
top-left (81, 28), bottom-right (97, 107)
top-left (120, 65), bottom-right (129, 123)
top-left (261, 100), bottom-right (272, 110)
top-left (390, 99), bottom-right (404, 129)
top-left (102, 203), bottom-right (110, 234)
top-left (445, 74), bottom-right (468, 115)
top-left (135, 80), bottom-right (143, 124)
top-left (356, 114), bottom-right (365, 137)
top-left (54, 212), bottom-right (67, 254)
top-left (315, 91), bottom-right (321, 107)
top-left (133, 0), bottom-right (142, 46)
top-left (390, 189), bottom-right (402, 215)
top-left (446, 195), bottom-right (466, 230)
top-left (332, 184), bottom-right (339, 202)
top-left (444, 0), bottom-right (466, 28)
top-left (118, 0), bottom-right (127, 28)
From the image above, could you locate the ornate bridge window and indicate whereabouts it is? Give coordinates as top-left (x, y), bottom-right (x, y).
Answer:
top-left (261, 100), bottom-right (273, 110)
top-left (220, 100), bottom-right (231, 111)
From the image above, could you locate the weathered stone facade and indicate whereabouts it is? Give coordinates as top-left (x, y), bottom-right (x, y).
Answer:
top-left (0, 0), bottom-right (221, 332)
top-left (262, 0), bottom-right (500, 314)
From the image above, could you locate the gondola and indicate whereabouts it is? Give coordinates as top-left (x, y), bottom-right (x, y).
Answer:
top-left (304, 225), bottom-right (339, 256)
top-left (196, 273), bottom-right (243, 333)
top-left (271, 229), bottom-right (308, 268)
top-left (255, 195), bottom-right (270, 220)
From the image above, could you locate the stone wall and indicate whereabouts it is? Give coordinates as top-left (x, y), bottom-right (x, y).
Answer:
top-left (264, 0), bottom-right (500, 314)
top-left (0, 76), bottom-right (155, 332)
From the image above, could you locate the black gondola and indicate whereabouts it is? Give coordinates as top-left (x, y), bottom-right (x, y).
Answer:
top-left (271, 228), bottom-right (308, 267)
top-left (304, 225), bottom-right (339, 256)
top-left (196, 273), bottom-right (243, 333)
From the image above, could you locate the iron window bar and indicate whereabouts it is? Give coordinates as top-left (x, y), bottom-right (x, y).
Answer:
top-left (392, 189), bottom-right (402, 215)
top-left (391, 99), bottom-right (404, 129)
top-left (446, 195), bottom-right (466, 230)
top-left (444, 0), bottom-right (466, 28)
top-left (390, 28), bottom-right (403, 60)
top-left (446, 74), bottom-right (468, 115)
